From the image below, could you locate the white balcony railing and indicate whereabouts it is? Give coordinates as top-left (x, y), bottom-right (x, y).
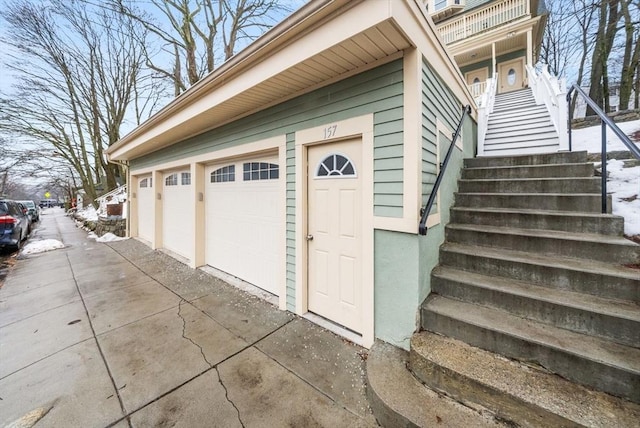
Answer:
top-left (468, 80), bottom-right (487, 99)
top-left (437, 0), bottom-right (529, 45)
top-left (428, 0), bottom-right (466, 21)
top-left (526, 64), bottom-right (569, 150)
top-left (477, 73), bottom-right (498, 156)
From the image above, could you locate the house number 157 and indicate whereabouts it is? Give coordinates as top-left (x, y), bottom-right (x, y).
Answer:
top-left (323, 124), bottom-right (337, 139)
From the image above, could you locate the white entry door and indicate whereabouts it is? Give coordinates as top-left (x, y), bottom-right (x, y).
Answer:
top-left (137, 175), bottom-right (154, 242)
top-left (498, 58), bottom-right (525, 93)
top-left (307, 138), bottom-right (362, 333)
top-left (205, 155), bottom-right (280, 295)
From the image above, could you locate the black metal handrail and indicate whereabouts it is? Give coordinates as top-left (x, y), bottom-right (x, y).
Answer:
top-left (567, 85), bottom-right (640, 213)
top-left (419, 104), bottom-right (472, 235)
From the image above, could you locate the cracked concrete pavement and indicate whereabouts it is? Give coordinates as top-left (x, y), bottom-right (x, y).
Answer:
top-left (0, 208), bottom-right (378, 427)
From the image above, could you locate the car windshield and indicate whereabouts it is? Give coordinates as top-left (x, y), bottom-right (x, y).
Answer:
top-left (0, 202), bottom-right (8, 216)
top-left (18, 201), bottom-right (35, 208)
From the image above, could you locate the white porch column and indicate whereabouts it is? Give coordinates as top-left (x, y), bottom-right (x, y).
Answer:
top-left (492, 42), bottom-right (496, 75)
top-left (526, 29), bottom-right (533, 68)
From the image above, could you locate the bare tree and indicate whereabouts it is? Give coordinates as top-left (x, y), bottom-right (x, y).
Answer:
top-left (540, 0), bottom-right (582, 77)
top-left (108, 0), bottom-right (299, 96)
top-left (587, 0), bottom-right (622, 114)
top-left (0, 0), bottom-right (164, 206)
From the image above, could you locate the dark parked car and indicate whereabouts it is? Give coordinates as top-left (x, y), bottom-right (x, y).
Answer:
top-left (18, 200), bottom-right (39, 222)
top-left (0, 200), bottom-right (30, 251)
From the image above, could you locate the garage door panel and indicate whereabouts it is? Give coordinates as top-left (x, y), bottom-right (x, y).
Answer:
top-left (137, 175), bottom-right (154, 242)
top-left (205, 156), bottom-right (280, 296)
top-left (163, 171), bottom-right (192, 259)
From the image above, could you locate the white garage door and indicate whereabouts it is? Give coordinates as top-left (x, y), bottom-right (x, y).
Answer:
top-left (137, 175), bottom-right (154, 242)
top-left (205, 155), bottom-right (280, 295)
top-left (162, 170), bottom-right (193, 259)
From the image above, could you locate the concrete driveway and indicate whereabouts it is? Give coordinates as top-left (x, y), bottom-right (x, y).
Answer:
top-left (0, 208), bottom-right (377, 427)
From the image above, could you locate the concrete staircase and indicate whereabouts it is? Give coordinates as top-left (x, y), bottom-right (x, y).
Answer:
top-left (483, 89), bottom-right (560, 156)
top-left (367, 151), bottom-right (640, 427)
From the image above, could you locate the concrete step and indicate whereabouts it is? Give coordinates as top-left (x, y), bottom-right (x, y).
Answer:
top-left (365, 340), bottom-right (508, 428)
top-left (464, 151), bottom-right (588, 168)
top-left (449, 207), bottom-right (625, 236)
top-left (409, 331), bottom-right (640, 426)
top-left (461, 163), bottom-right (594, 179)
top-left (439, 243), bottom-right (639, 302)
top-left (445, 223), bottom-right (640, 264)
top-left (454, 192), bottom-right (610, 213)
top-left (458, 177), bottom-right (601, 194)
top-left (421, 296), bottom-right (640, 402)
top-left (431, 266), bottom-right (640, 347)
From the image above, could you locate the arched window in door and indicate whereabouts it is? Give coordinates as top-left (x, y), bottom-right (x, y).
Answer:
top-left (315, 153), bottom-right (356, 178)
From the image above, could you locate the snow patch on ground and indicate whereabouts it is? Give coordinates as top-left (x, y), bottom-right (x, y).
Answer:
top-left (572, 120), bottom-right (640, 236)
top-left (88, 232), bottom-right (128, 243)
top-left (571, 119), bottom-right (640, 153)
top-left (22, 239), bottom-right (65, 254)
top-left (75, 206), bottom-right (99, 222)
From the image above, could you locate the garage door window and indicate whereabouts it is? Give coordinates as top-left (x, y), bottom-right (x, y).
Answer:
top-left (181, 172), bottom-right (191, 185)
top-left (211, 165), bottom-right (235, 183)
top-left (243, 162), bottom-right (279, 181)
top-left (140, 178), bottom-right (149, 188)
top-left (165, 174), bottom-right (178, 186)
top-left (315, 153), bottom-right (356, 178)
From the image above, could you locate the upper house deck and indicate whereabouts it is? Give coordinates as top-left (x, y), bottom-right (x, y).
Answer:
top-left (434, 0), bottom-right (530, 45)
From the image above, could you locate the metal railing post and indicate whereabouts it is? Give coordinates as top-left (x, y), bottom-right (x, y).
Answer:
top-left (601, 121), bottom-right (607, 214)
top-left (567, 89), bottom-right (573, 152)
top-left (566, 84), bottom-right (639, 214)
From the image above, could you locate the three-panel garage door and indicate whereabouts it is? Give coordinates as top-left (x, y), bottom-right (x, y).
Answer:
top-left (205, 155), bottom-right (280, 296)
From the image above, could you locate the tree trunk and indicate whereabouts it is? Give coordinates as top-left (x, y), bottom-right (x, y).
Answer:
top-left (618, 0), bottom-right (639, 110)
top-left (587, 0), bottom-right (620, 116)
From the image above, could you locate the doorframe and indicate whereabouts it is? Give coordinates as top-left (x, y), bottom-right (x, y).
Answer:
top-left (295, 114), bottom-right (374, 348)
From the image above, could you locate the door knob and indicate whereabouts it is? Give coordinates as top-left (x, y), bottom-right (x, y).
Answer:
top-left (306, 234), bottom-right (314, 241)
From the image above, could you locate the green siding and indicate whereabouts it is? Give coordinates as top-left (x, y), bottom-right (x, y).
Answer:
top-left (372, 55), bottom-right (477, 350)
top-left (373, 105), bottom-right (404, 218)
top-left (130, 60), bottom-right (403, 171)
top-left (130, 60), bottom-right (405, 311)
top-left (421, 59), bottom-right (463, 211)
